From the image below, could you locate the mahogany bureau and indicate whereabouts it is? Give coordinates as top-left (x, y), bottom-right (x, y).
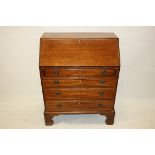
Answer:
top-left (39, 32), bottom-right (120, 125)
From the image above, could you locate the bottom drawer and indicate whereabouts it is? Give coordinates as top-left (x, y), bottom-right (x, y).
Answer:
top-left (45, 100), bottom-right (114, 112)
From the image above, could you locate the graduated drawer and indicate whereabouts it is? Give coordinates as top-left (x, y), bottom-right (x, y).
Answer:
top-left (42, 77), bottom-right (117, 87)
top-left (45, 100), bottom-right (114, 112)
top-left (43, 88), bottom-right (115, 100)
top-left (40, 67), bottom-right (116, 77)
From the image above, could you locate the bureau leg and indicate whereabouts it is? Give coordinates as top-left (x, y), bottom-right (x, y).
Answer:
top-left (105, 111), bottom-right (115, 125)
top-left (44, 113), bottom-right (54, 126)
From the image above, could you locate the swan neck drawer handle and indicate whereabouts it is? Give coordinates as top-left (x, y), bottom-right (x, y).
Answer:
top-left (54, 80), bottom-right (60, 84)
top-left (53, 71), bottom-right (59, 75)
top-left (55, 92), bottom-right (61, 96)
top-left (99, 80), bottom-right (105, 84)
top-left (101, 71), bottom-right (108, 75)
top-left (97, 103), bottom-right (103, 108)
top-left (99, 92), bottom-right (104, 96)
top-left (56, 103), bottom-right (62, 107)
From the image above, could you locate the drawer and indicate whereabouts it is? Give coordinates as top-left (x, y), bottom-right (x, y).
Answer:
top-left (43, 88), bottom-right (115, 100)
top-left (45, 100), bottom-right (114, 111)
top-left (40, 67), bottom-right (116, 77)
top-left (42, 77), bottom-right (117, 87)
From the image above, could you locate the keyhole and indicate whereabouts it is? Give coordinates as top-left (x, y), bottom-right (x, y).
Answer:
top-left (79, 70), bottom-right (81, 74)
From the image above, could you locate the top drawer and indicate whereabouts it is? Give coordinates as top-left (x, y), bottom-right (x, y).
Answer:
top-left (40, 67), bottom-right (118, 77)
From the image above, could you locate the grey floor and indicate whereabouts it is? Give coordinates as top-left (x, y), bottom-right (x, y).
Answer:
top-left (0, 94), bottom-right (154, 129)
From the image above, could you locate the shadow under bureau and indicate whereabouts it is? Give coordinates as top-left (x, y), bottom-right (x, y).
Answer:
top-left (39, 32), bottom-right (120, 125)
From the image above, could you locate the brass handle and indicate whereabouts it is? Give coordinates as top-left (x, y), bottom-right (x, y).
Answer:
top-left (99, 79), bottom-right (105, 84)
top-left (97, 103), bottom-right (103, 108)
top-left (53, 71), bottom-right (59, 75)
top-left (56, 103), bottom-right (62, 108)
top-left (99, 92), bottom-right (104, 96)
top-left (55, 92), bottom-right (61, 96)
top-left (53, 80), bottom-right (60, 84)
top-left (101, 71), bottom-right (108, 75)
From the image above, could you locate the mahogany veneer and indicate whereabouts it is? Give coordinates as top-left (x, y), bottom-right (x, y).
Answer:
top-left (39, 32), bottom-right (120, 125)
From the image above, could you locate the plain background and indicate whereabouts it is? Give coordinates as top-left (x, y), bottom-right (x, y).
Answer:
top-left (0, 26), bottom-right (155, 128)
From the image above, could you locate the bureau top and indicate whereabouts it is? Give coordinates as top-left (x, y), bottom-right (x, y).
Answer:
top-left (41, 32), bottom-right (118, 39)
top-left (40, 32), bottom-right (120, 67)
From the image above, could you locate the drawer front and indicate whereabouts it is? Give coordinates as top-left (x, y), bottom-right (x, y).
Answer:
top-left (42, 77), bottom-right (117, 87)
top-left (41, 67), bottom-right (116, 77)
top-left (43, 88), bottom-right (115, 100)
top-left (45, 100), bottom-right (114, 111)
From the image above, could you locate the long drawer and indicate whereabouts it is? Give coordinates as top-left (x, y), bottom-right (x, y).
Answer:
top-left (43, 88), bottom-right (115, 100)
top-left (40, 67), bottom-right (117, 77)
top-left (42, 77), bottom-right (117, 88)
top-left (45, 100), bottom-right (114, 111)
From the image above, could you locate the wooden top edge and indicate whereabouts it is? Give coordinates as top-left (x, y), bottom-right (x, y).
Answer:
top-left (39, 65), bottom-right (120, 67)
top-left (41, 32), bottom-right (118, 39)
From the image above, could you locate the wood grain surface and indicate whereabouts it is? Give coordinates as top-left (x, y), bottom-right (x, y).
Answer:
top-left (39, 33), bottom-right (120, 66)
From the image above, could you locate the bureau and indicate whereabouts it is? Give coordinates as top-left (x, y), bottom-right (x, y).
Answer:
top-left (39, 32), bottom-right (120, 125)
